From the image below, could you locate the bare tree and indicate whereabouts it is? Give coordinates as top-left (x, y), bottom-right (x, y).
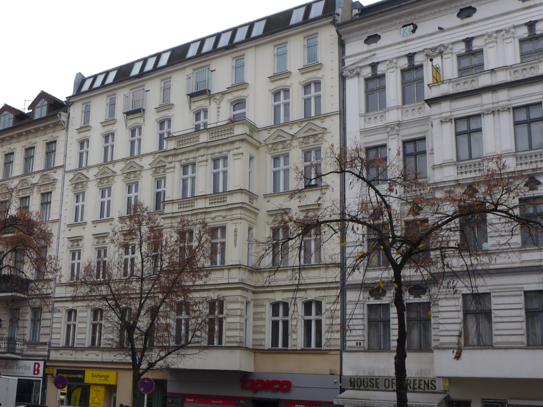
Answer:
top-left (69, 203), bottom-right (212, 407)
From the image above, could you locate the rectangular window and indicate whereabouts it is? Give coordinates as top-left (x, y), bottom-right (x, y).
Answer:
top-left (303, 148), bottom-right (321, 187)
top-left (64, 310), bottom-right (77, 347)
top-left (40, 192), bottom-right (52, 221)
top-left (270, 302), bottom-right (289, 348)
top-left (70, 250), bottom-right (81, 281)
top-left (405, 220), bottom-right (430, 264)
top-left (367, 145), bottom-right (388, 184)
top-left (463, 293), bottom-right (492, 346)
top-left (82, 102), bottom-right (91, 126)
top-left (106, 95), bottom-right (116, 119)
top-left (158, 119), bottom-right (170, 151)
top-left (271, 227), bottom-right (289, 267)
top-left (154, 178), bottom-right (166, 211)
top-left (402, 66), bottom-right (424, 105)
top-left (91, 309), bottom-right (103, 347)
top-left (8, 308), bottom-right (19, 341)
top-left (126, 183), bottom-right (139, 214)
top-left (78, 140), bottom-right (89, 168)
top-left (368, 303), bottom-right (391, 350)
top-left (181, 163), bottom-right (196, 199)
top-left (73, 192), bottom-right (85, 223)
top-left (273, 89), bottom-right (290, 124)
top-left (119, 307), bottom-right (131, 348)
top-left (526, 291), bottom-right (543, 345)
top-left (303, 81), bottom-right (321, 118)
top-left (0, 200), bottom-right (9, 217)
top-left (460, 213), bottom-right (488, 250)
top-left (272, 154), bottom-right (290, 193)
top-left (24, 147), bottom-right (34, 174)
top-left (458, 51), bottom-right (484, 77)
top-left (207, 300), bottom-right (224, 346)
top-left (514, 104), bottom-right (543, 152)
top-left (212, 157), bottom-right (228, 194)
top-left (211, 226), bottom-right (226, 266)
top-left (102, 133), bottom-right (115, 162)
top-left (99, 187), bottom-right (112, 219)
top-left (175, 301), bottom-right (190, 345)
top-left (248, 156), bottom-right (255, 193)
top-left (305, 35), bottom-right (319, 65)
top-left (368, 224), bottom-right (389, 267)
top-left (456, 115), bottom-right (483, 161)
top-left (160, 78), bottom-right (171, 104)
top-left (303, 300), bottom-right (322, 348)
top-left (520, 198), bottom-right (543, 247)
top-left (95, 247), bottom-right (107, 280)
top-left (129, 127), bottom-right (142, 157)
top-left (233, 56), bottom-right (245, 84)
top-left (20, 196), bottom-right (30, 212)
top-left (407, 302), bottom-right (432, 350)
top-left (179, 230), bottom-right (194, 261)
top-left (194, 109), bottom-right (208, 131)
top-left (14, 250), bottom-right (24, 275)
top-left (29, 308), bottom-right (42, 342)
top-left (365, 75), bottom-right (386, 113)
top-left (404, 138), bottom-right (427, 179)
top-left (247, 227), bottom-right (254, 266)
top-left (274, 44), bottom-right (288, 74)
top-left (123, 245), bottom-right (136, 277)
top-left (245, 301), bottom-right (252, 347)
top-left (4, 152), bottom-right (13, 179)
top-left (520, 36), bottom-right (543, 62)
top-left (45, 141), bottom-right (56, 168)
top-left (302, 227), bottom-right (321, 265)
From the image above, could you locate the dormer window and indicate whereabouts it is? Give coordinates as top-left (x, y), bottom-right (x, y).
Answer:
top-left (34, 99), bottom-right (47, 119)
top-left (0, 112), bottom-right (13, 129)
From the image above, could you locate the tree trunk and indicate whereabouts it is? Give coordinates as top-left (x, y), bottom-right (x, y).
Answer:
top-left (132, 371), bottom-right (142, 407)
top-left (393, 269), bottom-right (408, 407)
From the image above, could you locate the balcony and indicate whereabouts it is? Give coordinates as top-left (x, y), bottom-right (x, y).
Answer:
top-left (0, 273), bottom-right (29, 299)
top-left (0, 337), bottom-right (24, 356)
top-left (187, 68), bottom-right (212, 97)
top-left (123, 88), bottom-right (146, 116)
top-left (165, 189), bottom-right (258, 215)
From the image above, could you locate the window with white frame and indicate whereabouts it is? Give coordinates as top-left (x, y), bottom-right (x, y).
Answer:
top-left (91, 308), bottom-right (103, 347)
top-left (248, 156), bottom-right (255, 193)
top-left (367, 145), bottom-right (388, 184)
top-left (158, 119), bottom-right (170, 150)
top-left (20, 196), bottom-right (30, 212)
top-left (247, 226), bottom-right (254, 266)
top-left (160, 78), bottom-right (171, 104)
top-left (70, 250), bottom-right (81, 281)
top-left (514, 104), bottom-right (543, 152)
top-left (179, 230), bottom-right (194, 261)
top-left (126, 182), bottom-right (139, 214)
top-left (102, 133), bottom-right (115, 162)
top-left (303, 300), bottom-right (322, 348)
top-left (95, 247), bottom-right (107, 280)
top-left (463, 293), bottom-right (493, 346)
top-left (154, 178), bottom-right (166, 211)
top-left (194, 109), bottom-right (208, 131)
top-left (365, 75), bottom-right (386, 113)
top-left (273, 89), bottom-right (290, 124)
top-left (34, 99), bottom-right (47, 119)
top-left (175, 301), bottom-right (190, 345)
top-left (270, 301), bottom-right (289, 348)
top-left (305, 35), bottom-right (319, 65)
top-left (271, 227), bottom-right (289, 267)
top-left (207, 300), bottom-right (224, 346)
top-left (456, 115), bottom-right (483, 161)
top-left (40, 192), bottom-right (51, 221)
top-left (99, 187), bottom-right (112, 219)
top-left (404, 138), bottom-right (427, 179)
top-left (3, 152), bottom-right (13, 179)
top-left (29, 307), bottom-right (42, 342)
top-left (303, 81), bottom-right (321, 118)
top-left (272, 154), bottom-right (290, 193)
top-left (302, 227), bottom-right (321, 265)
top-left (123, 244), bottom-right (136, 277)
top-left (212, 157), bottom-right (228, 194)
top-left (128, 86), bottom-right (145, 110)
top-left (73, 192), bottom-right (85, 223)
top-left (45, 141), bottom-right (56, 168)
top-left (303, 148), bottom-right (322, 187)
top-left (181, 163), bottom-right (196, 198)
top-left (368, 303), bottom-right (391, 350)
top-left (81, 102), bottom-right (91, 126)
top-left (233, 56), bottom-right (245, 84)
top-left (0, 112), bottom-right (13, 129)
top-left (78, 140), bottom-right (89, 168)
top-left (130, 126), bottom-right (142, 157)
top-left (106, 95), bottom-right (116, 119)
top-left (232, 100), bottom-right (246, 121)
top-left (274, 44), bottom-right (288, 73)
top-left (407, 302), bottom-right (432, 350)
top-left (64, 309), bottom-right (77, 347)
top-left (24, 147), bottom-right (34, 174)
top-left (402, 66), bottom-right (424, 105)
top-left (211, 226), bottom-right (226, 266)
top-left (458, 51), bottom-right (484, 77)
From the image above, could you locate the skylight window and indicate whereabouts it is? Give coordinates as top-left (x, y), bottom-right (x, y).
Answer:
top-left (144, 56), bottom-right (157, 72)
top-left (187, 42), bottom-right (200, 57)
top-left (93, 73), bottom-right (106, 88)
top-left (105, 70), bottom-right (117, 84)
top-left (234, 26), bottom-right (249, 42)
top-left (202, 36), bottom-right (216, 53)
top-left (309, 1), bottom-right (325, 19)
top-left (290, 7), bottom-right (305, 25)
top-left (219, 31), bottom-right (232, 47)
top-left (158, 51), bottom-right (171, 67)
top-left (130, 61), bottom-right (144, 76)
top-left (81, 78), bottom-right (93, 92)
top-left (252, 20), bottom-right (266, 37)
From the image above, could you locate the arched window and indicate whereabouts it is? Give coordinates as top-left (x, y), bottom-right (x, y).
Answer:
top-left (207, 299), bottom-right (224, 346)
top-left (303, 300), bottom-right (322, 348)
top-left (176, 301), bottom-right (190, 345)
top-left (130, 126), bottom-right (142, 156)
top-left (194, 109), bottom-right (208, 131)
top-left (0, 112), bottom-right (13, 129)
top-left (102, 133), bottom-right (115, 163)
top-left (64, 309), bottom-right (77, 347)
top-left (232, 100), bottom-right (246, 121)
top-left (158, 119), bottom-right (171, 150)
top-left (303, 81), bottom-right (321, 118)
top-left (91, 309), bottom-right (103, 347)
top-left (270, 301), bottom-right (289, 348)
top-left (272, 90), bottom-right (290, 125)
top-left (34, 99), bottom-right (47, 119)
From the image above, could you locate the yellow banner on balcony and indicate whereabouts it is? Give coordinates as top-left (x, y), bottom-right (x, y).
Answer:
top-left (89, 385), bottom-right (105, 407)
top-left (84, 370), bottom-right (117, 385)
top-left (432, 64), bottom-right (441, 83)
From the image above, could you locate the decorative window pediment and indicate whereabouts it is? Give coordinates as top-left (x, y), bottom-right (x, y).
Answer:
top-left (69, 173), bottom-right (89, 192)
top-left (95, 166), bottom-right (116, 179)
top-left (265, 129), bottom-right (294, 153)
top-left (37, 174), bottom-right (57, 192)
top-left (121, 161), bottom-right (143, 182)
top-left (16, 178), bottom-right (34, 191)
top-left (295, 122), bottom-right (326, 147)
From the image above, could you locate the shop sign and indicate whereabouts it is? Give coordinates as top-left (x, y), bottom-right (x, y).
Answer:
top-left (84, 370), bottom-right (118, 385)
top-left (45, 368), bottom-right (54, 375)
top-left (185, 398), bottom-right (236, 406)
top-left (240, 374), bottom-right (292, 393)
top-left (57, 369), bottom-right (85, 383)
top-left (0, 360), bottom-right (43, 377)
top-left (342, 376), bottom-right (449, 393)
top-left (90, 385), bottom-right (106, 407)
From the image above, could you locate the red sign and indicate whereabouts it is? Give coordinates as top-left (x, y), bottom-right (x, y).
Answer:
top-left (139, 377), bottom-right (155, 394)
top-left (240, 375), bottom-right (292, 393)
top-left (53, 375), bottom-right (68, 390)
top-left (185, 398), bottom-right (236, 406)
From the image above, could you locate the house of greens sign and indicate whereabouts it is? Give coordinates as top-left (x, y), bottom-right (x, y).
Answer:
top-left (342, 376), bottom-right (449, 393)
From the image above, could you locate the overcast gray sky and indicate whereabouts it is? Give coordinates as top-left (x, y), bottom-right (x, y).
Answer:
top-left (0, 0), bottom-right (378, 110)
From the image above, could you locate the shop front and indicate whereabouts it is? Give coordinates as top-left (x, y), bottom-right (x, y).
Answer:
top-left (0, 359), bottom-right (44, 405)
top-left (55, 368), bottom-right (118, 407)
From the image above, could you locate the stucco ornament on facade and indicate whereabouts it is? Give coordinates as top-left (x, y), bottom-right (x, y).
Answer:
top-left (342, 66), bottom-right (362, 78)
top-left (484, 31), bottom-right (497, 44)
top-left (502, 26), bottom-right (515, 39)
top-left (386, 124), bottom-right (400, 137)
top-left (423, 44), bottom-right (453, 58)
top-left (69, 173), bottom-right (89, 192)
top-left (37, 174), bottom-right (57, 193)
top-left (386, 59), bottom-right (398, 70)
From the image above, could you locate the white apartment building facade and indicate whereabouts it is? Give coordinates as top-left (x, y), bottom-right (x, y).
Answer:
top-left (338, 0), bottom-right (543, 406)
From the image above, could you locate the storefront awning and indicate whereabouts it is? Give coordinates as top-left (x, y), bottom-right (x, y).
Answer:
top-left (334, 390), bottom-right (447, 407)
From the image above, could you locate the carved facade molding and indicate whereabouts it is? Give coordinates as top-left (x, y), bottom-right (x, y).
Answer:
top-left (342, 66), bottom-right (362, 78)
top-left (502, 26), bottom-right (515, 39)
top-left (440, 116), bottom-right (453, 124)
top-left (423, 44), bottom-right (453, 58)
top-left (152, 166), bottom-right (167, 176)
top-left (484, 31), bottom-right (497, 44)
top-left (386, 124), bottom-right (399, 137)
top-left (36, 174), bottom-right (57, 193)
top-left (386, 59), bottom-right (397, 70)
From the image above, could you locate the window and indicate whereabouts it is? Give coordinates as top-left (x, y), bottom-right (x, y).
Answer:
top-left (81, 102), bottom-right (91, 126)
top-left (305, 35), bottom-right (319, 65)
top-left (181, 163), bottom-right (196, 198)
top-left (310, 0), bottom-right (325, 18)
top-left (128, 87), bottom-right (145, 110)
top-left (14, 250), bottom-right (24, 275)
top-left (123, 245), bottom-right (136, 277)
top-left (64, 310), bottom-right (77, 347)
top-left (207, 300), bottom-right (224, 346)
top-left (148, 306), bottom-right (159, 347)
top-left (521, 198), bottom-right (543, 247)
top-left (405, 220), bottom-right (430, 264)
top-left (4, 152), bottom-right (13, 178)
top-left (0, 200), bottom-right (9, 217)
top-left (34, 99), bottom-right (47, 119)
top-left (29, 308), bottom-right (42, 342)
top-left (368, 304), bottom-right (391, 350)
top-left (130, 126), bottom-right (142, 157)
top-left (160, 78), bottom-right (171, 104)
top-left (520, 36), bottom-right (543, 62)
top-left (303, 81), bottom-right (322, 118)
top-left (99, 187), bottom-right (112, 219)
top-left (366, 75), bottom-right (386, 113)
top-left (402, 66), bottom-right (424, 105)
top-left (302, 227), bottom-right (321, 265)
top-left (194, 110), bottom-right (208, 131)
top-left (232, 100), bottom-right (246, 121)
top-left (158, 51), bottom-right (170, 67)
top-left (252, 20), bottom-right (266, 37)
top-left (272, 154), bottom-right (290, 193)
top-left (45, 141), bottom-right (56, 168)
top-left (290, 6), bottom-right (305, 24)
top-left (366, 145), bottom-right (388, 184)
top-left (126, 182), bottom-right (139, 214)
top-left (176, 301), bottom-right (190, 345)
top-left (303, 148), bottom-right (322, 187)
top-left (106, 95), bottom-right (116, 119)
top-left (105, 70), bottom-right (117, 85)
top-left (270, 301), bottom-right (289, 348)
top-left (456, 116), bottom-right (483, 161)
top-left (179, 230), bottom-right (194, 261)
top-left (119, 307), bottom-right (132, 348)
top-left (404, 139), bottom-right (427, 179)
top-left (102, 133), bottom-right (115, 162)
top-left (70, 250), bottom-right (81, 281)
top-left (234, 26), bottom-right (249, 42)
top-left (247, 227), bottom-right (254, 266)
top-left (95, 247), bottom-right (107, 280)
top-left (458, 51), bottom-right (484, 77)
top-left (219, 31), bottom-right (232, 47)
top-left (303, 300), bottom-right (322, 348)
top-left (211, 226), bottom-right (226, 266)
top-left (248, 156), bottom-right (255, 193)
top-left (212, 157), bottom-right (228, 194)
top-left (273, 89), bottom-right (290, 124)
top-left (514, 104), bottom-right (543, 152)
top-left (130, 60), bottom-right (144, 76)
top-left (407, 302), bottom-right (432, 350)
top-left (0, 112), bottom-right (13, 129)
top-left (78, 140), bottom-right (89, 168)
top-left (20, 196), bottom-right (30, 212)
top-left (368, 225), bottom-right (389, 267)
top-left (154, 178), bottom-right (166, 211)
top-left (460, 213), bottom-right (488, 250)
top-left (526, 291), bottom-right (543, 345)
top-left (158, 119), bottom-right (170, 151)
top-left (274, 44), bottom-right (288, 74)
top-left (73, 192), bottom-right (85, 223)
top-left (8, 308), bottom-right (19, 340)
top-left (463, 293), bottom-right (492, 346)
top-left (202, 36), bottom-right (215, 53)
top-left (271, 227), bottom-right (289, 267)
top-left (24, 147), bottom-right (34, 174)
top-left (40, 192), bottom-right (51, 221)
top-left (91, 309), bottom-right (103, 347)
top-left (245, 301), bottom-right (252, 346)
top-left (233, 56), bottom-right (245, 84)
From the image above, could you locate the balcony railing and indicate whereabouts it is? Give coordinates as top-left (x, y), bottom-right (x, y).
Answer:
top-left (123, 89), bottom-right (147, 115)
top-left (0, 337), bottom-right (24, 355)
top-left (0, 273), bottom-right (29, 295)
top-left (187, 68), bottom-right (212, 97)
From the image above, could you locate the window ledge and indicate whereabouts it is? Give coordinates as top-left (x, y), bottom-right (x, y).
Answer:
top-left (66, 222), bottom-right (88, 228)
top-left (225, 82), bottom-right (249, 94)
top-left (268, 71), bottom-right (292, 83)
top-left (76, 125), bottom-right (91, 134)
top-left (100, 118), bottom-right (116, 128)
top-left (263, 190), bottom-right (293, 199)
top-left (299, 63), bottom-right (323, 75)
top-left (155, 103), bottom-right (174, 113)
top-left (92, 218), bottom-right (114, 225)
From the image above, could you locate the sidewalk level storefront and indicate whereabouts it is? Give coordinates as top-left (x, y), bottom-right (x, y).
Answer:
top-left (0, 359), bottom-right (44, 405)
